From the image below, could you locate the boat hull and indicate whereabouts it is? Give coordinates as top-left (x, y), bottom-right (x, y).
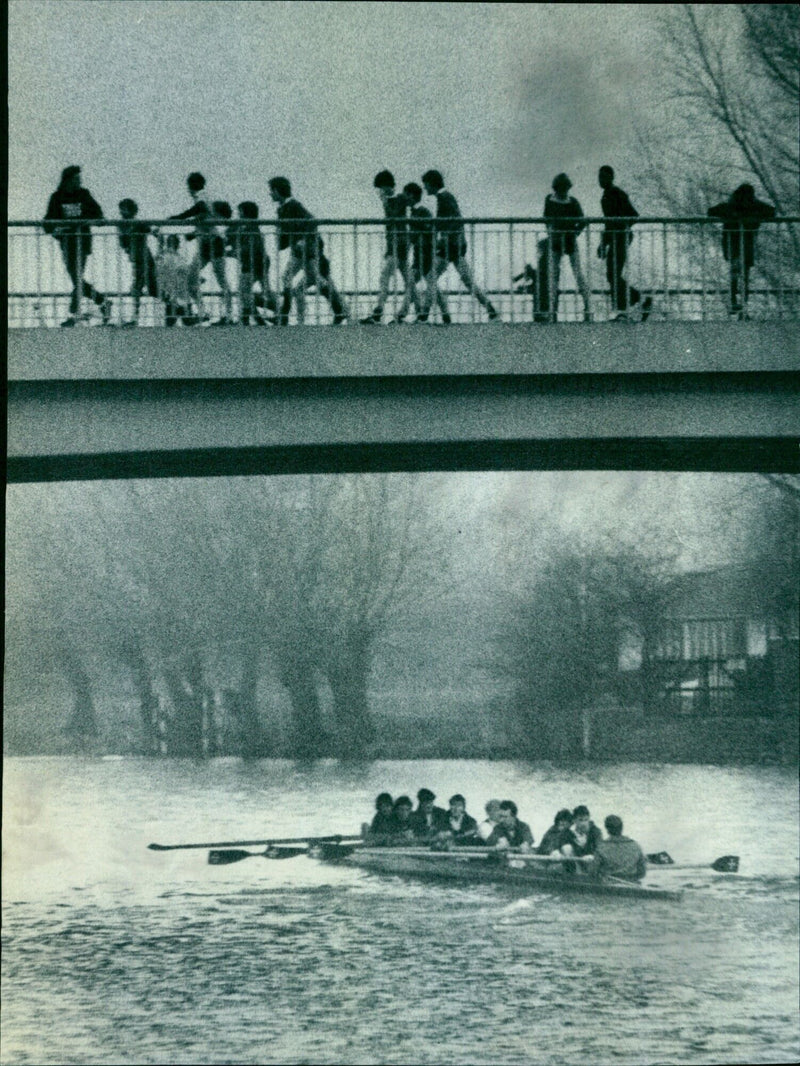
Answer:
top-left (321, 848), bottom-right (682, 901)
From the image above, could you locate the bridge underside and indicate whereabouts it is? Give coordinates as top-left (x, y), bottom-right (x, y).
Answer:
top-left (8, 322), bottom-right (800, 481)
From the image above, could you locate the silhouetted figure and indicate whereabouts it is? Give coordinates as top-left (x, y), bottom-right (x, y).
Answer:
top-left (397, 182), bottom-right (446, 322)
top-left (117, 199), bottom-right (158, 326)
top-left (708, 184), bottom-right (776, 316)
top-left (169, 172), bottom-right (232, 324)
top-left (235, 201), bottom-right (278, 325)
top-left (417, 169), bottom-right (498, 323)
top-left (513, 238), bottom-right (552, 322)
top-left (543, 173), bottom-right (591, 321)
top-left (44, 166), bottom-right (111, 327)
top-left (361, 171), bottom-right (415, 323)
top-left (598, 165), bottom-right (651, 322)
top-left (268, 177), bottom-right (348, 325)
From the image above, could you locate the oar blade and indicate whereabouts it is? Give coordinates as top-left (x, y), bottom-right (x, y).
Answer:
top-left (208, 849), bottom-right (255, 865)
top-left (646, 851), bottom-right (675, 865)
top-left (711, 854), bottom-right (740, 873)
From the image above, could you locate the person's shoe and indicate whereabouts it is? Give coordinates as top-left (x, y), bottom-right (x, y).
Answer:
top-left (333, 313), bottom-right (348, 325)
top-left (276, 313), bottom-right (289, 326)
top-left (487, 303), bottom-right (499, 321)
top-left (181, 314), bottom-right (200, 326)
top-left (120, 319), bottom-right (137, 328)
top-left (415, 313), bottom-right (429, 323)
top-left (98, 299), bottom-right (113, 325)
top-left (441, 313), bottom-right (452, 325)
top-left (360, 310), bottom-right (382, 324)
top-left (611, 312), bottom-right (631, 322)
top-left (60, 316), bottom-right (78, 327)
top-left (640, 296), bottom-right (653, 322)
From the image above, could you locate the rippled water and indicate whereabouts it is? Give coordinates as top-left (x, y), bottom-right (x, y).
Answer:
top-left (2, 758), bottom-right (799, 1065)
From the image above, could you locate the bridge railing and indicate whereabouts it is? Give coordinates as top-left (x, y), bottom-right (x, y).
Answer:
top-left (8, 216), bottom-right (800, 327)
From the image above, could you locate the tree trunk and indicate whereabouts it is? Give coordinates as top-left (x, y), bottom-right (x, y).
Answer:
top-left (118, 641), bottom-right (161, 755)
top-left (280, 659), bottom-right (327, 758)
top-left (60, 647), bottom-right (98, 749)
top-left (164, 657), bottom-right (205, 757)
top-left (328, 653), bottom-right (375, 760)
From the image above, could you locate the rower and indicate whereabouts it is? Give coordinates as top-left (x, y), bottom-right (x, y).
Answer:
top-left (363, 792), bottom-right (395, 845)
top-left (537, 808), bottom-right (573, 855)
top-left (561, 805), bottom-right (603, 858)
top-left (486, 800), bottom-right (534, 851)
top-left (477, 799), bottom-right (503, 843)
top-left (592, 815), bottom-right (647, 882)
top-left (389, 795), bottom-right (416, 844)
top-left (440, 794), bottom-right (479, 846)
top-left (411, 788), bottom-right (449, 841)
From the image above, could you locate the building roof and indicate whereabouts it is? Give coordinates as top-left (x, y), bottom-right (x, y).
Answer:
top-left (664, 566), bottom-right (766, 621)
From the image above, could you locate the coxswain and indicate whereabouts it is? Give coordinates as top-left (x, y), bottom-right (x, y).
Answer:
top-left (411, 788), bottom-right (449, 841)
top-left (537, 808), bottom-right (573, 855)
top-left (363, 792), bottom-right (396, 845)
top-left (592, 815), bottom-right (647, 882)
top-left (486, 800), bottom-right (534, 851)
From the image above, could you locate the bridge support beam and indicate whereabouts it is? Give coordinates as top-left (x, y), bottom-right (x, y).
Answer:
top-left (8, 322), bottom-right (800, 481)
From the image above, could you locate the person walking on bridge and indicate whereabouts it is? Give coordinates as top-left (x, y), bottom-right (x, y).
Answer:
top-left (268, 177), bottom-right (348, 325)
top-left (597, 165), bottom-right (652, 322)
top-left (44, 166), bottom-right (112, 327)
top-left (416, 169), bottom-right (499, 324)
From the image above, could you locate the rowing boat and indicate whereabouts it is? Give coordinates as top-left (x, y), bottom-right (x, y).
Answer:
top-left (313, 844), bottom-right (683, 901)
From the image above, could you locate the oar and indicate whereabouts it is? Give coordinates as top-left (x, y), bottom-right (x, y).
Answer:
top-left (209, 846), bottom-right (312, 865)
top-left (148, 833), bottom-right (363, 852)
top-left (647, 852), bottom-right (740, 873)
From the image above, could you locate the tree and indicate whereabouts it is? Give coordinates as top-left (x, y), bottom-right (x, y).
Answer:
top-left (635, 5), bottom-right (799, 219)
top-left (493, 542), bottom-right (675, 760)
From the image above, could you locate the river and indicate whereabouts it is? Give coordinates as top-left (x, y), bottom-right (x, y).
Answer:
top-left (2, 757), bottom-right (798, 1065)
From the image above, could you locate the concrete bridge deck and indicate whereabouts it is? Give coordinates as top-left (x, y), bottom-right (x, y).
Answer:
top-left (7, 321), bottom-right (800, 481)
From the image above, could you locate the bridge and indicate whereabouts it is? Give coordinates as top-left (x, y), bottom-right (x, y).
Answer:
top-left (7, 217), bottom-right (800, 481)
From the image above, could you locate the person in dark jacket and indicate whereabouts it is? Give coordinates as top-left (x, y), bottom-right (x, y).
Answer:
top-left (707, 184), bottom-right (776, 316)
top-left (389, 795), bottom-right (416, 844)
top-left (234, 201), bottom-right (278, 325)
top-left (486, 800), bottom-right (534, 850)
top-left (410, 788), bottom-right (449, 841)
top-left (117, 199), bottom-right (158, 326)
top-left (362, 792), bottom-right (396, 845)
top-left (440, 794), bottom-right (479, 845)
top-left (361, 171), bottom-right (416, 324)
top-left (416, 170), bottom-right (499, 323)
top-left (537, 808), bottom-right (574, 855)
top-left (395, 182), bottom-right (448, 322)
top-left (268, 177), bottom-right (348, 325)
top-left (543, 173), bottom-right (591, 321)
top-left (561, 805), bottom-right (603, 857)
top-left (597, 165), bottom-right (652, 322)
top-left (44, 166), bottom-right (111, 326)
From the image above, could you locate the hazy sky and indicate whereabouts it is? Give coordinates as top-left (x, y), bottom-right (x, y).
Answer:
top-left (9, 1), bottom-right (663, 219)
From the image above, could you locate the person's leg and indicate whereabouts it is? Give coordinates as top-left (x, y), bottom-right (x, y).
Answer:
top-left (313, 254), bottom-right (347, 322)
top-left (418, 257), bottom-right (448, 320)
top-left (568, 249), bottom-right (592, 321)
top-left (187, 254), bottom-right (207, 318)
top-left (454, 256), bottom-right (498, 318)
top-left (239, 269), bottom-right (255, 322)
top-left (210, 255), bottom-right (232, 322)
top-left (549, 251), bottom-right (562, 322)
top-left (363, 255), bottom-right (397, 321)
top-left (60, 241), bottom-right (82, 317)
top-left (279, 254), bottom-right (301, 324)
